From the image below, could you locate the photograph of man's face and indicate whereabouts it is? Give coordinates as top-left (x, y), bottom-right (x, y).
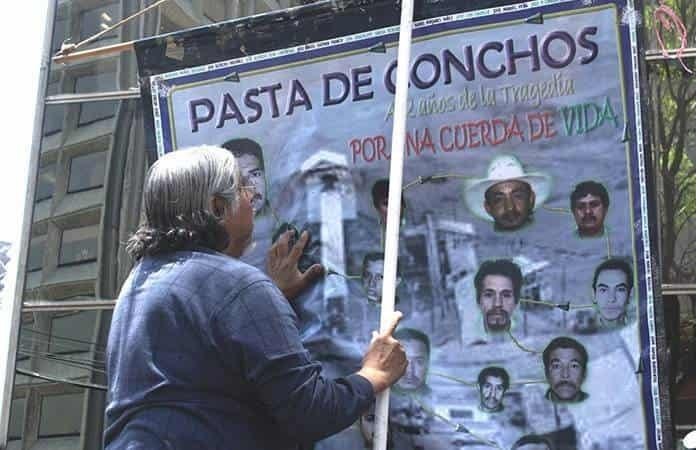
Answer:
top-left (593, 268), bottom-right (630, 321)
top-left (362, 257), bottom-right (384, 303)
top-left (573, 193), bottom-right (607, 236)
top-left (484, 180), bottom-right (535, 230)
top-left (397, 337), bottom-right (429, 391)
top-left (371, 179), bottom-right (406, 227)
top-left (237, 153), bottom-right (267, 215)
top-left (377, 196), bottom-right (389, 225)
top-left (570, 181), bottom-right (609, 237)
top-left (359, 409), bottom-right (376, 444)
top-left (479, 274), bottom-right (517, 333)
top-left (546, 347), bottom-right (585, 401)
top-left (222, 138), bottom-right (268, 217)
top-left (479, 374), bottom-right (506, 412)
top-left (391, 401), bottom-right (430, 435)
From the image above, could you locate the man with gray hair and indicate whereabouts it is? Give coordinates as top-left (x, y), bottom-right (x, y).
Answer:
top-left (105, 146), bottom-right (408, 450)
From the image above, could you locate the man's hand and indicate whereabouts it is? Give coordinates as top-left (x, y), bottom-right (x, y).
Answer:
top-left (357, 311), bottom-right (408, 393)
top-left (267, 230), bottom-right (324, 301)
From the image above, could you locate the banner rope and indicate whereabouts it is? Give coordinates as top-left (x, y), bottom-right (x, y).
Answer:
top-left (401, 392), bottom-right (504, 450)
top-left (506, 329), bottom-right (542, 354)
top-left (653, 0), bottom-right (693, 73)
top-left (57, 0), bottom-right (174, 56)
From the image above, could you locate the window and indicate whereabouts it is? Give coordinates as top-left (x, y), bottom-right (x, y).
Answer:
top-left (79, 3), bottom-right (119, 42)
top-left (8, 397), bottom-right (26, 441)
top-left (42, 88), bottom-right (63, 136)
top-left (67, 151), bottom-right (107, 193)
top-left (58, 225), bottom-right (99, 266)
top-left (38, 392), bottom-right (84, 438)
top-left (26, 236), bottom-right (46, 272)
top-left (77, 100), bottom-right (118, 126)
top-left (74, 71), bottom-right (118, 127)
top-left (51, 17), bottom-right (68, 53)
top-left (74, 72), bottom-right (117, 94)
top-left (16, 316), bottom-right (35, 362)
top-left (49, 311), bottom-right (99, 355)
top-left (76, 73), bottom-right (118, 125)
top-left (36, 163), bottom-right (56, 202)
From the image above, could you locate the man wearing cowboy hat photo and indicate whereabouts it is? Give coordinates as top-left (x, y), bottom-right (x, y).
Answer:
top-left (464, 155), bottom-right (552, 231)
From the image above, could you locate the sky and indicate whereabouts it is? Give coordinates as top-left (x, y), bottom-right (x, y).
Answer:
top-left (0, 5), bottom-right (47, 245)
top-left (0, 3), bottom-right (47, 423)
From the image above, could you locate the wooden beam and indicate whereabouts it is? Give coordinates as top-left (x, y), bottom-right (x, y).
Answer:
top-left (52, 40), bottom-right (135, 65)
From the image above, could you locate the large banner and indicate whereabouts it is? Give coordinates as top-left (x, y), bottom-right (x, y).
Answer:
top-left (138, 0), bottom-right (667, 448)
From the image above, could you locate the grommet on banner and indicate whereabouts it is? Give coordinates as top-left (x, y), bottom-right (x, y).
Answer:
top-left (524, 12), bottom-right (544, 24)
top-left (224, 71), bottom-right (241, 82)
top-left (621, 122), bottom-right (631, 142)
top-left (369, 42), bottom-right (386, 53)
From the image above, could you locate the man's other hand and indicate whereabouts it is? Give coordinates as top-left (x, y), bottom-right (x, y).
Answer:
top-left (358, 311), bottom-right (408, 393)
top-left (267, 230), bottom-right (324, 300)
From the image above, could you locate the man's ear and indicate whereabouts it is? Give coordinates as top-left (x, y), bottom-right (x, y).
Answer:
top-left (484, 200), bottom-right (492, 215)
top-left (529, 190), bottom-right (536, 209)
top-left (210, 196), bottom-right (227, 218)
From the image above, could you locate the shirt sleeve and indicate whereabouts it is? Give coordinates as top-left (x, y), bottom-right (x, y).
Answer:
top-left (211, 280), bottom-right (375, 443)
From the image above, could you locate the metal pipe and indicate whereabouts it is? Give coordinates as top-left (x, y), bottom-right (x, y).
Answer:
top-left (644, 47), bottom-right (696, 61)
top-left (45, 90), bottom-right (141, 104)
top-left (21, 300), bottom-right (117, 312)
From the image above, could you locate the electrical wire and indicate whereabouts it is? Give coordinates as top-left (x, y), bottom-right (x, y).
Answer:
top-left (506, 330), bottom-right (542, 354)
top-left (19, 346), bottom-right (106, 371)
top-left (541, 205), bottom-right (570, 214)
top-left (520, 298), bottom-right (590, 312)
top-left (402, 173), bottom-right (469, 191)
top-left (16, 368), bottom-right (106, 392)
top-left (569, 304), bottom-right (596, 310)
top-left (23, 328), bottom-right (106, 352)
top-left (430, 372), bottom-right (477, 387)
top-left (21, 335), bottom-right (107, 358)
top-left (17, 351), bottom-right (105, 376)
top-left (511, 379), bottom-right (547, 386)
top-left (400, 392), bottom-right (503, 450)
top-left (433, 371), bottom-right (546, 388)
top-left (18, 350), bottom-right (107, 375)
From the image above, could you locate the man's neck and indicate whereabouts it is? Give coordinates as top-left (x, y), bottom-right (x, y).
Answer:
top-left (577, 227), bottom-right (604, 238)
top-left (493, 216), bottom-right (534, 232)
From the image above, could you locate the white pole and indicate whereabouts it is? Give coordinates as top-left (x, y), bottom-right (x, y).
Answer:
top-left (372, 0), bottom-right (414, 449)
